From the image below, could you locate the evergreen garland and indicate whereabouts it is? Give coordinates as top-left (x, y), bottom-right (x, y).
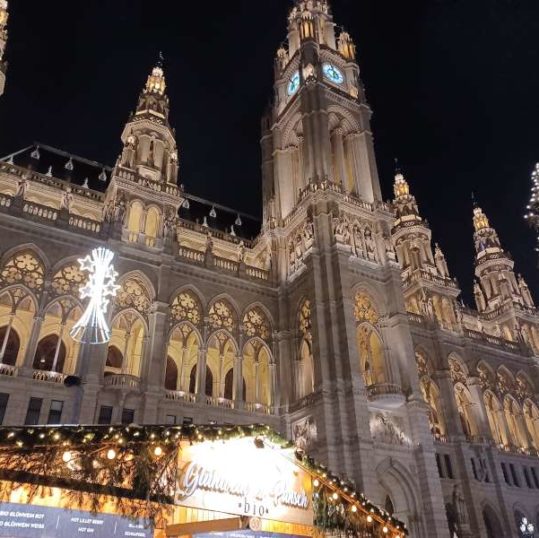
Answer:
top-left (0, 424), bottom-right (407, 537)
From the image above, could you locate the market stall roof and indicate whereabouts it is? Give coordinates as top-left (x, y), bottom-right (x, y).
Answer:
top-left (0, 423), bottom-right (407, 537)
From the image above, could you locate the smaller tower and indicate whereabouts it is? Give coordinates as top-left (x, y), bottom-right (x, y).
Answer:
top-left (104, 61), bottom-right (183, 250)
top-left (391, 170), bottom-right (461, 328)
top-left (0, 0), bottom-right (8, 96)
top-left (473, 204), bottom-right (533, 312)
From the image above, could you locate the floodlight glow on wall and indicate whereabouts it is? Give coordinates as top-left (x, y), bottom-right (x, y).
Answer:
top-left (70, 248), bottom-right (120, 345)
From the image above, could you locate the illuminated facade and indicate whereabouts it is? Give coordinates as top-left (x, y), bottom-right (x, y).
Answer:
top-left (0, 1), bottom-right (538, 537)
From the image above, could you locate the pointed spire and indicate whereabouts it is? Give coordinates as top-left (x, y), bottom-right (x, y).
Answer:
top-left (134, 57), bottom-right (170, 121)
top-left (392, 163), bottom-right (421, 221)
top-left (472, 203), bottom-right (503, 256)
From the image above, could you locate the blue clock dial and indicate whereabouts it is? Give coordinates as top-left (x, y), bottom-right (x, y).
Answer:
top-left (287, 71), bottom-right (300, 96)
top-left (323, 63), bottom-right (344, 85)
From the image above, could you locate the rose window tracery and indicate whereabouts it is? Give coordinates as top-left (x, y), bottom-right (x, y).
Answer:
top-left (115, 277), bottom-right (152, 317)
top-left (51, 263), bottom-right (86, 297)
top-left (243, 308), bottom-right (271, 341)
top-left (354, 292), bottom-right (379, 324)
top-left (170, 291), bottom-right (202, 327)
top-left (208, 300), bottom-right (236, 332)
top-left (0, 252), bottom-right (45, 291)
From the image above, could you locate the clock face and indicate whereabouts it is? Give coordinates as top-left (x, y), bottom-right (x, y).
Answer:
top-left (287, 71), bottom-right (300, 96)
top-left (323, 63), bottom-right (344, 85)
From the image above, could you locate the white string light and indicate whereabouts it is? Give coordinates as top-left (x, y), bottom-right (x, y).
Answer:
top-left (524, 163), bottom-right (539, 251)
top-left (70, 247), bottom-right (120, 344)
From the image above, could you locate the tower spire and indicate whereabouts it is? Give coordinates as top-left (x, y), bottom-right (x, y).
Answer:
top-left (0, 0), bottom-right (8, 96)
top-left (134, 59), bottom-right (170, 124)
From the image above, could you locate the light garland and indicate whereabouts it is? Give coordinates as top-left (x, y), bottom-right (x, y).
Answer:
top-left (524, 163), bottom-right (539, 251)
top-left (0, 424), bottom-right (407, 537)
top-left (70, 247), bottom-right (119, 344)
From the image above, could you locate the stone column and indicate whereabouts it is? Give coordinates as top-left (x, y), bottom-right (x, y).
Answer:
top-left (22, 314), bottom-right (44, 371)
top-left (143, 302), bottom-right (169, 391)
top-left (233, 354), bottom-right (243, 408)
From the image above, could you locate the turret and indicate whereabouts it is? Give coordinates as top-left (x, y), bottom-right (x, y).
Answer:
top-left (118, 61), bottom-right (179, 185)
top-left (473, 204), bottom-right (533, 312)
top-left (104, 61), bottom-right (183, 250)
top-left (0, 0), bottom-right (8, 96)
top-left (391, 169), bottom-right (461, 328)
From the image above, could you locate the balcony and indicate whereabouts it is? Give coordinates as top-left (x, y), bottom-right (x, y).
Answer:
top-left (103, 374), bottom-right (141, 391)
top-left (165, 390), bottom-right (196, 403)
top-left (32, 370), bottom-right (67, 384)
top-left (367, 383), bottom-right (406, 410)
top-left (0, 364), bottom-right (17, 377)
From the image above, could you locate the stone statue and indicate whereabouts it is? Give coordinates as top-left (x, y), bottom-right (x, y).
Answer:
top-left (238, 241), bottom-right (245, 263)
top-left (16, 178), bottom-right (28, 198)
top-left (60, 188), bottom-right (73, 211)
top-left (364, 228), bottom-right (377, 261)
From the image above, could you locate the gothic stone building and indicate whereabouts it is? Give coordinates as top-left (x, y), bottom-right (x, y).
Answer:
top-left (0, 1), bottom-right (538, 537)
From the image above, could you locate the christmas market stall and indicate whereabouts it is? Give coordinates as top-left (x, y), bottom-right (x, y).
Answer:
top-left (0, 424), bottom-right (407, 538)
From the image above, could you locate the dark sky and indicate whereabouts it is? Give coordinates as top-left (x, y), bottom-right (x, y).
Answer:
top-left (1, 0), bottom-right (538, 303)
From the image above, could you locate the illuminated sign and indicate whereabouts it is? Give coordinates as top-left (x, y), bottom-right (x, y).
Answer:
top-left (175, 439), bottom-right (313, 526)
top-left (0, 502), bottom-right (152, 538)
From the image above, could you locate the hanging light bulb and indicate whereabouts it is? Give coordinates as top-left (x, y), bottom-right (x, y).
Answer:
top-left (235, 214), bottom-right (243, 227)
top-left (209, 206), bottom-right (217, 219)
top-left (62, 451), bottom-right (72, 463)
top-left (65, 157), bottom-right (74, 171)
top-left (106, 449), bottom-right (117, 460)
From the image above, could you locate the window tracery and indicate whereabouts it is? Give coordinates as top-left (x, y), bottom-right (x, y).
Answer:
top-left (51, 263), bottom-right (86, 297)
top-left (354, 292), bottom-right (379, 324)
top-left (243, 307), bottom-right (271, 341)
top-left (448, 357), bottom-right (467, 385)
top-left (170, 291), bottom-right (202, 327)
top-left (115, 276), bottom-right (152, 317)
top-left (208, 299), bottom-right (237, 333)
top-left (0, 252), bottom-right (44, 291)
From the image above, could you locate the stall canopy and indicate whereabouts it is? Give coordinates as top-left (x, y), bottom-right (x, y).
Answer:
top-left (0, 424), bottom-right (407, 538)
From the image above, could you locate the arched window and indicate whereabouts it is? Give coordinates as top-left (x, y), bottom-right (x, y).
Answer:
top-left (109, 311), bottom-right (146, 377)
top-left (504, 396), bottom-right (529, 449)
top-left (0, 326), bottom-right (20, 366)
top-left (127, 201), bottom-right (144, 242)
top-left (33, 335), bottom-right (65, 373)
top-left (0, 251), bottom-right (45, 292)
top-left (483, 506), bottom-right (503, 538)
top-left (454, 384), bottom-right (478, 439)
top-left (523, 400), bottom-right (539, 450)
top-left (106, 346), bottom-right (123, 369)
top-left (357, 324), bottom-right (386, 386)
top-left (384, 495), bottom-right (395, 516)
top-left (165, 356), bottom-right (178, 391)
top-left (188, 364), bottom-right (214, 397)
top-left (420, 378), bottom-right (446, 437)
top-left (297, 299), bottom-right (314, 399)
top-left (243, 340), bottom-right (272, 406)
top-left (145, 207), bottom-right (161, 247)
top-left (484, 391), bottom-right (508, 446)
top-left (189, 365), bottom-right (197, 394)
top-left (224, 369), bottom-right (234, 400)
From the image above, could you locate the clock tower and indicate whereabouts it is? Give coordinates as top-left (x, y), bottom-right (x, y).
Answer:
top-left (262, 0), bottom-right (382, 224)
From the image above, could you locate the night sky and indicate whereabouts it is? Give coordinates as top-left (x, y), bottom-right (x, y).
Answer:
top-left (1, 0), bottom-right (538, 303)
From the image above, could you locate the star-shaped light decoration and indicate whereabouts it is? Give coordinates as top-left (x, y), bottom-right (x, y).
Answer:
top-left (70, 248), bottom-right (120, 344)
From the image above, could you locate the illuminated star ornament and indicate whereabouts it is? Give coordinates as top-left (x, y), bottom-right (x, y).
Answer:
top-left (70, 248), bottom-right (120, 344)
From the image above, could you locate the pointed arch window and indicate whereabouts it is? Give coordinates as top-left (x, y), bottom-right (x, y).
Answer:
top-left (33, 335), bottom-right (66, 373)
top-left (165, 356), bottom-right (178, 391)
top-left (0, 326), bottom-right (20, 366)
top-left (209, 300), bottom-right (237, 333)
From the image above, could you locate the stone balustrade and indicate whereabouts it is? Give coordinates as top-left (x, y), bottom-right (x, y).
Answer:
top-left (32, 370), bottom-right (67, 384)
top-left (0, 364), bottom-right (17, 377)
top-left (103, 374), bottom-right (141, 391)
top-left (366, 383), bottom-right (406, 410)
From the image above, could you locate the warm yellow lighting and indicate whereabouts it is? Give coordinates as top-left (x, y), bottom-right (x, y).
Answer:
top-left (313, 479), bottom-right (320, 487)
top-left (367, 515), bottom-right (373, 523)
top-left (351, 505), bottom-right (358, 513)
top-left (62, 451), bottom-right (72, 463)
top-left (106, 449), bottom-right (117, 460)
top-left (383, 526), bottom-right (388, 534)
top-left (332, 492), bottom-right (339, 501)
top-left (154, 446), bottom-right (163, 457)
top-left (473, 207), bottom-right (490, 232)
